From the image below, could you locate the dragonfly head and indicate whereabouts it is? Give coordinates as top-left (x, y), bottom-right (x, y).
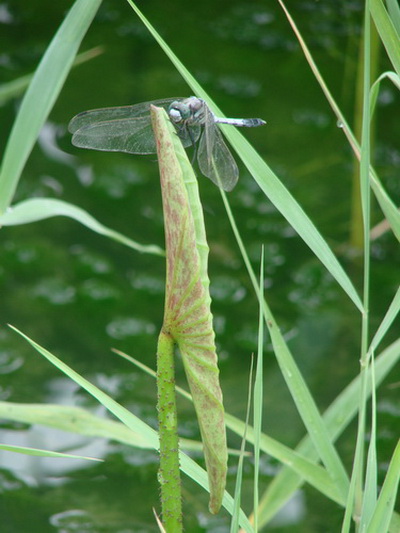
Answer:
top-left (168, 97), bottom-right (205, 125)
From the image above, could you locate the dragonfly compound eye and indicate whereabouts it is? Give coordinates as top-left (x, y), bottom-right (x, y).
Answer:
top-left (188, 98), bottom-right (203, 112)
top-left (169, 108), bottom-right (183, 123)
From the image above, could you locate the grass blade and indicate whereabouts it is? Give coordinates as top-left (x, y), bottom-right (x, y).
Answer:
top-left (253, 248), bottom-right (265, 532)
top-left (0, 0), bottom-right (102, 214)
top-left (367, 286), bottom-right (400, 356)
top-left (366, 439), bottom-right (400, 533)
top-left (370, 0), bottom-right (400, 76)
top-left (0, 443), bottom-right (101, 461)
top-left (0, 198), bottom-right (164, 256)
top-left (0, 400), bottom-right (205, 453)
top-left (230, 357), bottom-right (253, 533)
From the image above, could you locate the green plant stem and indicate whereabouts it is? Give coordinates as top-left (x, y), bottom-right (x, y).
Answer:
top-left (156, 328), bottom-right (182, 532)
top-left (350, 23), bottom-right (379, 249)
top-left (342, 5), bottom-right (373, 532)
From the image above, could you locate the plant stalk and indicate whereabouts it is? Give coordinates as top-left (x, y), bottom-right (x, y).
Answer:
top-left (156, 328), bottom-right (182, 532)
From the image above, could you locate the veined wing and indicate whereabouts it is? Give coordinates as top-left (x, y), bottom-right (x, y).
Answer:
top-left (197, 106), bottom-right (239, 191)
top-left (68, 98), bottom-right (182, 133)
top-left (71, 116), bottom-right (159, 154)
top-left (69, 97), bottom-right (201, 154)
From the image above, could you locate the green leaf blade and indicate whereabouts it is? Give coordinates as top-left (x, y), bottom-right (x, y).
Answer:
top-left (151, 106), bottom-right (227, 514)
top-left (0, 0), bottom-right (102, 214)
top-left (0, 198), bottom-right (163, 256)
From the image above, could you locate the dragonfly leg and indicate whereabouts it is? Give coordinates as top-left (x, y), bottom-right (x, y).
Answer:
top-left (175, 122), bottom-right (197, 164)
top-left (186, 123), bottom-right (198, 165)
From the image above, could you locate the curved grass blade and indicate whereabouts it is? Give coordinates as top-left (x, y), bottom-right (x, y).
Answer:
top-left (370, 0), bottom-right (400, 76)
top-left (151, 105), bottom-right (227, 514)
top-left (0, 400), bottom-right (205, 453)
top-left (0, 198), bottom-right (163, 256)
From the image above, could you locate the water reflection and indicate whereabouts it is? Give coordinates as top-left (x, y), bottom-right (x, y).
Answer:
top-left (106, 317), bottom-right (156, 340)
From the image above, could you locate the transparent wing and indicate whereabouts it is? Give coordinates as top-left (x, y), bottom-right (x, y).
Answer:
top-left (197, 105), bottom-right (239, 191)
top-left (71, 117), bottom-right (158, 154)
top-left (68, 98), bottom-right (180, 133)
top-left (69, 98), bottom-right (201, 154)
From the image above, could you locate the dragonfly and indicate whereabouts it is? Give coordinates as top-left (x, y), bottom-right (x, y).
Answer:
top-left (69, 96), bottom-right (265, 192)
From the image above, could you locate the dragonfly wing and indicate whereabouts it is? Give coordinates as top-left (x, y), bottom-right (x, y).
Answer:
top-left (197, 111), bottom-right (239, 191)
top-left (71, 117), bottom-right (159, 154)
top-left (68, 98), bottom-right (184, 133)
top-left (71, 117), bottom-right (201, 154)
top-left (69, 98), bottom-right (202, 153)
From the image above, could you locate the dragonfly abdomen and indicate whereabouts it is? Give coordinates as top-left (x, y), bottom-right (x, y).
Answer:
top-left (213, 117), bottom-right (266, 127)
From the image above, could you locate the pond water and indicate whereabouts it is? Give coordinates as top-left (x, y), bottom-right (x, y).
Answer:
top-left (1, 1), bottom-right (399, 532)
